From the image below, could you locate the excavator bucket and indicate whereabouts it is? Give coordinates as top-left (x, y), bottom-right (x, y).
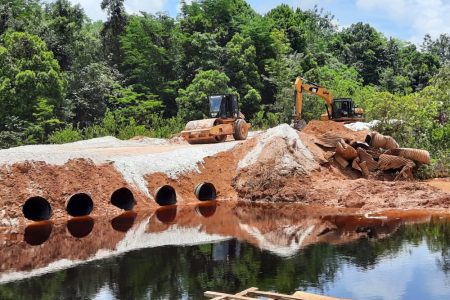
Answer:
top-left (181, 118), bottom-right (234, 144)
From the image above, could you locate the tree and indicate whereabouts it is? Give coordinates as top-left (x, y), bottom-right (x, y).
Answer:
top-left (176, 70), bottom-right (233, 120)
top-left (68, 62), bottom-right (118, 126)
top-left (423, 34), bottom-right (450, 64)
top-left (0, 0), bottom-right (43, 35)
top-left (43, 0), bottom-right (86, 71)
top-left (331, 22), bottom-right (386, 85)
top-left (225, 33), bottom-right (262, 117)
top-left (0, 32), bottom-right (66, 124)
top-left (101, 0), bottom-right (127, 67)
top-left (0, 32), bottom-right (66, 144)
top-left (120, 14), bottom-right (181, 116)
top-left (400, 44), bottom-right (440, 91)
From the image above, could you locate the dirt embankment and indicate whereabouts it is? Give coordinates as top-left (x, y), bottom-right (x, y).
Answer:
top-left (234, 121), bottom-right (450, 211)
top-left (0, 121), bottom-right (448, 226)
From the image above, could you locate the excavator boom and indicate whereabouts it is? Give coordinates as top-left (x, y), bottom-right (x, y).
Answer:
top-left (293, 76), bottom-right (363, 129)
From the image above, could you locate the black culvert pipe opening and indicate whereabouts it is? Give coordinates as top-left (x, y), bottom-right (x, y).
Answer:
top-left (24, 221), bottom-right (53, 246)
top-left (67, 217), bottom-right (95, 238)
top-left (111, 188), bottom-right (136, 211)
top-left (155, 185), bottom-right (177, 206)
top-left (194, 183), bottom-right (217, 201)
top-left (22, 197), bottom-right (52, 221)
top-left (66, 193), bottom-right (94, 217)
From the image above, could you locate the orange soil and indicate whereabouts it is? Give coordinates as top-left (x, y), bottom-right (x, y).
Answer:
top-left (0, 159), bottom-right (155, 226)
top-left (426, 178), bottom-right (450, 193)
top-left (0, 121), bottom-right (448, 226)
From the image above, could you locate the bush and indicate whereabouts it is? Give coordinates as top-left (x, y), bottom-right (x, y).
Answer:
top-left (148, 115), bottom-right (185, 138)
top-left (250, 110), bottom-right (280, 129)
top-left (48, 126), bottom-right (83, 144)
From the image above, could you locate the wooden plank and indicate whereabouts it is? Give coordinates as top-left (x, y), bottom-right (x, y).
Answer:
top-left (204, 291), bottom-right (256, 300)
top-left (247, 290), bottom-right (303, 299)
top-left (237, 288), bottom-right (259, 296)
top-left (292, 291), bottom-right (349, 300)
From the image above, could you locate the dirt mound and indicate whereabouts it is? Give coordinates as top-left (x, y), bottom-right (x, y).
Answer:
top-left (303, 120), bottom-right (369, 141)
top-left (232, 124), bottom-right (319, 201)
top-left (229, 123), bottom-right (450, 211)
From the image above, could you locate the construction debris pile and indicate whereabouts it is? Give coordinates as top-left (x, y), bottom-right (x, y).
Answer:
top-left (315, 131), bottom-right (431, 181)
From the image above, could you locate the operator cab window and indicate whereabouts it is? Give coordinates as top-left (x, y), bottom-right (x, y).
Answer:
top-left (209, 95), bottom-right (223, 118)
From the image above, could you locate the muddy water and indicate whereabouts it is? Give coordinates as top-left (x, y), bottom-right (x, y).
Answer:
top-left (1, 202), bottom-right (450, 299)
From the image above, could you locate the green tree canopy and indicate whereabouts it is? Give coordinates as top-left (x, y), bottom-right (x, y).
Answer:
top-left (176, 70), bottom-right (233, 120)
top-left (0, 31), bottom-right (66, 123)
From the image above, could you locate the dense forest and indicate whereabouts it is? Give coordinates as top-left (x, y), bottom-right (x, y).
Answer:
top-left (0, 0), bottom-right (448, 174)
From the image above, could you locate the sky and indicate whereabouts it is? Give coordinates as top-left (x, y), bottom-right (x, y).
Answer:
top-left (65, 0), bottom-right (450, 44)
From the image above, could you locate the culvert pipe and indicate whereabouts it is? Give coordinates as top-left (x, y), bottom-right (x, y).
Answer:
top-left (111, 188), bottom-right (136, 211)
top-left (66, 193), bottom-right (94, 217)
top-left (194, 183), bottom-right (217, 201)
top-left (22, 196), bottom-right (52, 221)
top-left (154, 185), bottom-right (177, 206)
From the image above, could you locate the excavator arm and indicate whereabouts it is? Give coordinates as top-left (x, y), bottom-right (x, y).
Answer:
top-left (294, 77), bottom-right (333, 129)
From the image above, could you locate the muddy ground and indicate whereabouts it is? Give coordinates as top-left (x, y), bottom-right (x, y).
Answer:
top-left (0, 121), bottom-right (448, 226)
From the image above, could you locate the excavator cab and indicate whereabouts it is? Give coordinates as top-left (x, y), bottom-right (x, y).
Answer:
top-left (332, 99), bottom-right (353, 119)
top-left (209, 94), bottom-right (239, 119)
top-left (331, 98), bottom-right (364, 121)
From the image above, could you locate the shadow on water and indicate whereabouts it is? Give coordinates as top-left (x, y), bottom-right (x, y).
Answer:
top-left (111, 211), bottom-right (137, 232)
top-left (66, 217), bottom-right (95, 238)
top-left (24, 221), bottom-right (53, 246)
top-left (2, 203), bottom-right (450, 300)
top-left (195, 201), bottom-right (217, 218)
top-left (155, 205), bottom-right (177, 224)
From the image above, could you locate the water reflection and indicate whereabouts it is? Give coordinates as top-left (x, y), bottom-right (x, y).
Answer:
top-left (155, 205), bottom-right (177, 224)
top-left (195, 201), bottom-right (217, 218)
top-left (1, 202), bottom-right (450, 300)
top-left (66, 217), bottom-right (95, 238)
top-left (24, 221), bottom-right (53, 246)
top-left (111, 211), bottom-right (137, 232)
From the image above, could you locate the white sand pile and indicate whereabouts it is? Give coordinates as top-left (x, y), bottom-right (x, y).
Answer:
top-left (345, 121), bottom-right (380, 131)
top-left (238, 124), bottom-right (318, 175)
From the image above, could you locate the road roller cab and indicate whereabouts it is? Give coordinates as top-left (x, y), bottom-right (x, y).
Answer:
top-left (181, 94), bottom-right (251, 144)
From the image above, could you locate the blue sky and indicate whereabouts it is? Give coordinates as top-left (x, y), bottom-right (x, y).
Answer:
top-left (66, 0), bottom-right (450, 44)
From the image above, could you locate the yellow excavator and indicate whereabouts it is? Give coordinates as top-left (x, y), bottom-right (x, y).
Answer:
top-left (181, 94), bottom-right (251, 144)
top-left (293, 77), bottom-right (364, 130)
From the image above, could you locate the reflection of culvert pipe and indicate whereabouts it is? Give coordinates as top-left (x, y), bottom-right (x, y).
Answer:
top-left (155, 206), bottom-right (177, 224)
top-left (154, 185), bottom-right (177, 206)
top-left (195, 202), bottom-right (217, 218)
top-left (66, 193), bottom-right (94, 217)
top-left (111, 211), bottom-right (137, 232)
top-left (24, 221), bottom-right (53, 246)
top-left (22, 197), bottom-right (52, 221)
top-left (194, 183), bottom-right (217, 201)
top-left (111, 188), bottom-right (136, 211)
top-left (67, 217), bottom-right (95, 238)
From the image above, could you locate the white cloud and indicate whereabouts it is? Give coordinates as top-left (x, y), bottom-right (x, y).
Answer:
top-left (67, 0), bottom-right (106, 20)
top-left (124, 0), bottom-right (168, 15)
top-left (356, 0), bottom-right (450, 42)
top-left (67, 0), bottom-right (169, 21)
